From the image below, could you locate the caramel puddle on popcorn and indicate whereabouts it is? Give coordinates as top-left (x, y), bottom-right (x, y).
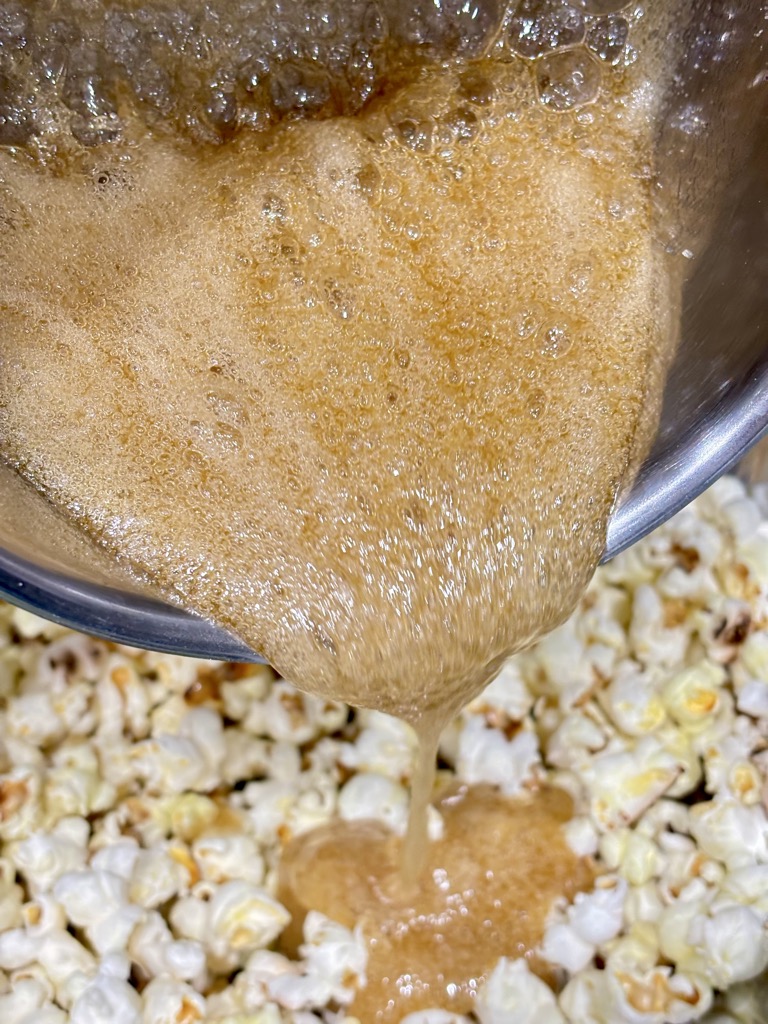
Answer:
top-left (0, 3), bottom-right (679, 1019)
top-left (280, 785), bottom-right (594, 1021)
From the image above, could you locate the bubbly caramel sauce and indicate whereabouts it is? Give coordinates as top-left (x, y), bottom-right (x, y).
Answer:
top-left (0, 6), bottom-right (685, 1017)
top-left (0, 54), bottom-right (674, 724)
top-left (280, 785), bottom-right (595, 1021)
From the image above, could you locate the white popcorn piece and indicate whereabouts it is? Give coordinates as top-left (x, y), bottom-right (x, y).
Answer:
top-left (604, 922), bottom-right (660, 974)
top-left (0, 858), bottom-right (24, 930)
top-left (563, 815), bottom-right (599, 858)
top-left (569, 877), bottom-right (627, 945)
top-left (70, 966), bottom-right (142, 1024)
top-left (129, 911), bottom-right (206, 985)
top-left (54, 869), bottom-right (143, 956)
top-left (220, 668), bottom-right (274, 722)
top-left (622, 883), bottom-right (664, 927)
top-left (21, 895), bottom-right (66, 938)
top-left (657, 899), bottom-right (710, 977)
top-left (736, 679), bottom-right (768, 718)
top-left (719, 496), bottom-right (763, 544)
top-left (268, 741), bottom-right (302, 784)
top-left (476, 957), bottom-right (565, 1024)
top-left (209, 881), bottom-right (291, 957)
top-left (582, 738), bottom-right (682, 829)
top-left (192, 834), bottom-right (265, 886)
top-left (178, 707), bottom-right (227, 776)
top-left (142, 653), bottom-right (202, 694)
top-left (12, 827), bottom-right (88, 894)
top-left (526, 621), bottom-right (595, 709)
top-left (8, 929), bottom-right (96, 1008)
top-left (172, 881), bottom-right (291, 973)
top-left (129, 848), bottom-right (188, 908)
top-left (720, 863), bottom-right (768, 913)
top-left (244, 681), bottom-right (343, 745)
top-left (619, 832), bottom-right (664, 886)
top-left (541, 921), bottom-right (595, 974)
top-left (543, 877), bottom-right (627, 973)
top-left (546, 711), bottom-right (609, 772)
top-left (689, 799), bottom-right (768, 870)
top-left (654, 725), bottom-right (703, 800)
top-left (740, 631), bottom-right (768, 679)
top-left (696, 906), bottom-right (768, 988)
top-left (11, 608), bottom-right (54, 640)
top-left (723, 969), bottom-right (768, 1023)
top-left (243, 780), bottom-right (299, 845)
top-left (468, 659), bottom-right (534, 722)
top-left (219, 731), bottom-right (273, 787)
top-left (91, 839), bottom-right (141, 881)
top-left (629, 584), bottom-right (690, 669)
top-left (338, 773), bottom-right (408, 835)
top-left (299, 913), bottom-right (366, 1004)
top-left (456, 717), bottom-right (540, 794)
top-left (604, 665), bottom-right (666, 737)
top-left (140, 976), bottom-right (206, 1024)
top-left (130, 734), bottom-right (218, 796)
top-left (44, 743), bottom-right (116, 821)
top-left (0, 768), bottom-right (43, 842)
top-left (169, 896), bottom-right (209, 947)
top-left (560, 965), bottom-right (712, 1024)
top-left (219, 948), bottom-right (296, 1013)
top-left (339, 711), bottom-right (416, 781)
top-left (0, 977), bottom-right (67, 1024)
top-left (662, 662), bottom-right (727, 733)
top-left (6, 692), bottom-right (65, 747)
top-left (726, 760), bottom-right (763, 806)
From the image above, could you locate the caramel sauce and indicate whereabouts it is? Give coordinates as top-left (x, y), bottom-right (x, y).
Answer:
top-left (280, 785), bottom-right (595, 1021)
top-left (0, 5), bottom-right (686, 1017)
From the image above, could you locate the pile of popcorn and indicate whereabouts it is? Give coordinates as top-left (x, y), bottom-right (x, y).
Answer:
top-left (0, 474), bottom-right (767, 1024)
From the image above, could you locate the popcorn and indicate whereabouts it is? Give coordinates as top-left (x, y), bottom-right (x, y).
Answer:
top-left (604, 664), bottom-right (667, 737)
top-left (170, 881), bottom-right (290, 974)
top-left (688, 800), bottom-right (768, 870)
top-left (129, 847), bottom-right (188, 908)
top-left (298, 913), bottom-right (366, 1005)
top-left (192, 834), bottom-right (265, 886)
top-left (0, 977), bottom-right (68, 1024)
top-left (581, 738), bottom-right (682, 829)
top-left (560, 965), bottom-right (713, 1024)
top-left (662, 662), bottom-right (728, 733)
top-left (0, 768), bottom-right (43, 842)
top-left (456, 718), bottom-right (541, 794)
top-left (69, 958), bottom-right (142, 1024)
top-left (54, 869), bottom-right (143, 955)
top-left (476, 958), bottom-right (565, 1024)
top-left (543, 877), bottom-right (627, 972)
top-left (629, 584), bottom-right (690, 668)
top-left (140, 977), bottom-right (206, 1024)
top-left (12, 824), bottom-right (88, 895)
top-left (338, 773), bottom-right (409, 835)
top-left (339, 710), bottom-right (417, 780)
top-left (695, 906), bottom-right (768, 988)
top-left (129, 911), bottom-right (206, 984)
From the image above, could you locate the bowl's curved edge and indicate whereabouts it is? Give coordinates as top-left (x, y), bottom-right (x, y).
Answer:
top-left (0, 548), bottom-right (263, 663)
top-left (602, 364), bottom-right (768, 563)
